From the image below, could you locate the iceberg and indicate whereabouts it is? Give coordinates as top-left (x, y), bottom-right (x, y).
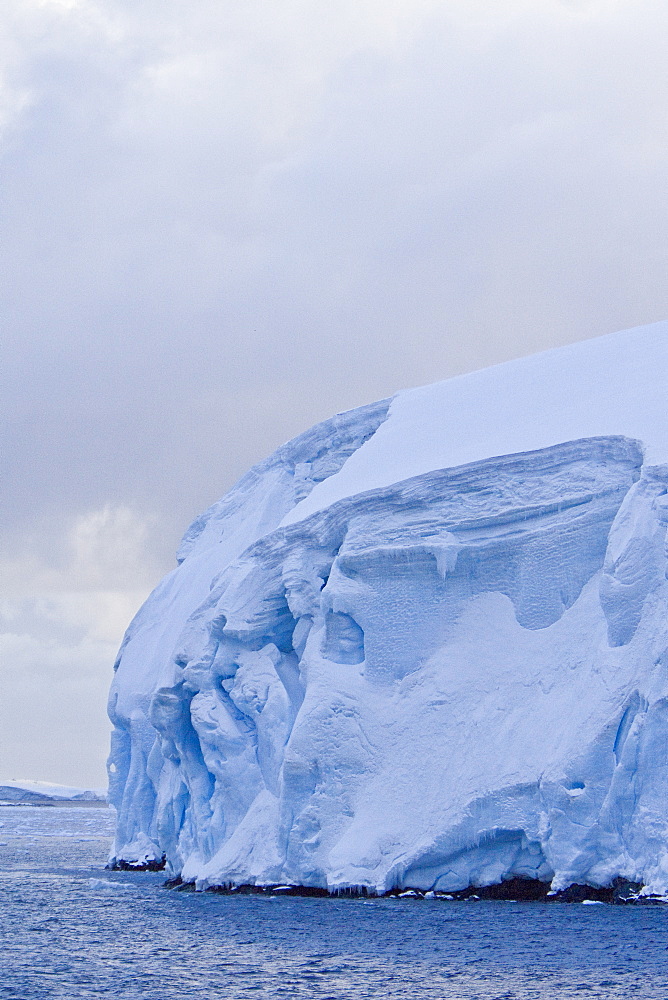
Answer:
top-left (108, 320), bottom-right (668, 895)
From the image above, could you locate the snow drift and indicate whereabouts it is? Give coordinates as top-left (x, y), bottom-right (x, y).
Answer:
top-left (108, 321), bottom-right (668, 895)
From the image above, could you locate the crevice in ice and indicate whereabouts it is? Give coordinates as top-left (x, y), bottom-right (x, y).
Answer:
top-left (402, 828), bottom-right (552, 894)
top-left (322, 612), bottom-right (365, 665)
top-left (613, 693), bottom-right (645, 764)
top-left (149, 683), bottom-right (216, 861)
top-left (599, 472), bottom-right (668, 646)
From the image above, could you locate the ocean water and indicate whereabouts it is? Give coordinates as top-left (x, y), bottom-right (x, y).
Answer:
top-left (1, 807), bottom-right (668, 999)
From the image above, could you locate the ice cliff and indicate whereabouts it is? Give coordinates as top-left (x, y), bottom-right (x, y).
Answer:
top-left (108, 320), bottom-right (668, 896)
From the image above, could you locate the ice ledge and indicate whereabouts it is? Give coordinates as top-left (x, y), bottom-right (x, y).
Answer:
top-left (282, 320), bottom-right (668, 525)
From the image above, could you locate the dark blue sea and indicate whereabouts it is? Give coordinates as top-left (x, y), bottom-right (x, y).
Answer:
top-left (1, 806), bottom-right (667, 998)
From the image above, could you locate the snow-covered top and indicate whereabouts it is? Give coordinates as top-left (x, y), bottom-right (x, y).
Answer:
top-left (0, 779), bottom-right (106, 801)
top-left (283, 321), bottom-right (668, 526)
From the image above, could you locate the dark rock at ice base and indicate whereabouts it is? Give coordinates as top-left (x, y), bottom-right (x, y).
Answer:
top-left (107, 855), bottom-right (166, 873)
top-left (159, 875), bottom-right (665, 904)
top-left (206, 883), bottom-right (329, 897)
top-left (107, 321), bottom-right (668, 899)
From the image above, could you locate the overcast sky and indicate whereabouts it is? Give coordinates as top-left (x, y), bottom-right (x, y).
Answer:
top-left (1, 0), bottom-right (667, 787)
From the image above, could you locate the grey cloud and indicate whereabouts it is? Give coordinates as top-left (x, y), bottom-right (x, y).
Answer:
top-left (1, 0), bottom-right (667, 783)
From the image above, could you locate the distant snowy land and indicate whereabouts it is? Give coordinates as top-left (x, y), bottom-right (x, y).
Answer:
top-left (108, 321), bottom-right (668, 900)
top-left (0, 780), bottom-right (107, 805)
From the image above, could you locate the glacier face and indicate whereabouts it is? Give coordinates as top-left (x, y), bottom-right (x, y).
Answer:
top-left (108, 321), bottom-right (668, 895)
